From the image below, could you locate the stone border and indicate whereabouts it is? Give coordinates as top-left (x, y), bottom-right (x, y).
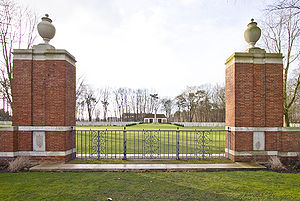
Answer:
top-left (0, 126), bottom-right (74, 132)
top-left (225, 148), bottom-right (299, 157)
top-left (0, 148), bottom-right (76, 157)
top-left (226, 126), bottom-right (300, 132)
top-left (13, 48), bottom-right (76, 66)
top-left (18, 126), bottom-right (74, 132)
top-left (225, 51), bottom-right (283, 67)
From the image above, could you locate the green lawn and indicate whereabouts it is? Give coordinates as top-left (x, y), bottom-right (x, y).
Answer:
top-left (75, 124), bottom-right (226, 159)
top-left (0, 171), bottom-right (299, 200)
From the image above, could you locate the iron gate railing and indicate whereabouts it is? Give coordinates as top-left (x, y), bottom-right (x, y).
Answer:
top-left (76, 128), bottom-right (226, 160)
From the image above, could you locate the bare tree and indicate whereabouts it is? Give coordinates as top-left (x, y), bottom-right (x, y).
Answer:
top-left (287, 69), bottom-right (300, 122)
top-left (75, 76), bottom-right (86, 120)
top-left (114, 88), bottom-right (129, 121)
top-left (83, 85), bottom-right (99, 121)
top-left (133, 89), bottom-right (149, 121)
top-left (161, 98), bottom-right (173, 119)
top-left (175, 94), bottom-right (185, 122)
top-left (173, 85), bottom-right (225, 122)
top-left (0, 0), bottom-right (37, 111)
top-left (267, 0), bottom-right (300, 12)
top-left (100, 87), bottom-right (110, 122)
top-left (210, 84), bottom-right (225, 122)
top-left (262, 3), bottom-right (300, 126)
top-left (149, 93), bottom-right (159, 113)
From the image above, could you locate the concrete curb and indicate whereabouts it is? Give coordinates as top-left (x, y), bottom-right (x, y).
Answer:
top-left (30, 162), bottom-right (266, 172)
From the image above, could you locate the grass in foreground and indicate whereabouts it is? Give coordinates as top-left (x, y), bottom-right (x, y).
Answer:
top-left (0, 171), bottom-right (299, 201)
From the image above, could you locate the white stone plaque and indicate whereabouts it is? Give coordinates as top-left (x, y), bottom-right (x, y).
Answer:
top-left (33, 131), bottom-right (45, 151)
top-left (253, 131), bottom-right (265, 151)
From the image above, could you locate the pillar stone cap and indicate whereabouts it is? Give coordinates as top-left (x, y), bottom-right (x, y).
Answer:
top-left (13, 48), bottom-right (76, 66)
top-left (225, 51), bottom-right (283, 66)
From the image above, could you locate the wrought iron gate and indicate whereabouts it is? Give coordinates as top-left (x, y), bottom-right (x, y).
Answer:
top-left (76, 129), bottom-right (226, 160)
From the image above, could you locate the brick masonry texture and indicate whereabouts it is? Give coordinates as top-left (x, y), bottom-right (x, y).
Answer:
top-left (281, 131), bottom-right (300, 152)
top-left (46, 131), bottom-right (75, 151)
top-left (12, 60), bottom-right (76, 126)
top-left (0, 55), bottom-right (77, 163)
top-left (0, 131), bottom-right (17, 152)
top-left (17, 131), bottom-right (33, 151)
top-left (226, 62), bottom-right (283, 127)
top-left (225, 53), bottom-right (299, 162)
top-left (227, 131), bottom-right (300, 153)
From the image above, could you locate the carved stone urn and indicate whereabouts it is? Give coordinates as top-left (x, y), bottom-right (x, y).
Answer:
top-left (37, 14), bottom-right (56, 44)
top-left (244, 18), bottom-right (261, 47)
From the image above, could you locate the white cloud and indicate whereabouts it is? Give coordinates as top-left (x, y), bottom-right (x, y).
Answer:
top-left (181, 0), bottom-right (203, 6)
top-left (20, 0), bottom-right (270, 97)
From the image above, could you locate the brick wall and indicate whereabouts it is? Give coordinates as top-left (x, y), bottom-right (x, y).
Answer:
top-left (281, 131), bottom-right (300, 152)
top-left (12, 60), bottom-right (75, 127)
top-left (226, 62), bottom-right (283, 127)
top-left (0, 49), bottom-right (77, 163)
top-left (225, 64), bottom-right (235, 126)
top-left (0, 131), bottom-right (17, 152)
top-left (224, 51), bottom-right (300, 162)
top-left (12, 60), bottom-right (33, 126)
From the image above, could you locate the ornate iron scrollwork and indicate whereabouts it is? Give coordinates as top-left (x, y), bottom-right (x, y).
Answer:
top-left (90, 130), bottom-right (107, 159)
top-left (195, 130), bottom-right (211, 159)
top-left (143, 130), bottom-right (160, 159)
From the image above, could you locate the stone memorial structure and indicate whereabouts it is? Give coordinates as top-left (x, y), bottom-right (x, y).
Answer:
top-left (225, 19), bottom-right (300, 161)
top-left (0, 14), bottom-right (76, 163)
top-left (0, 16), bottom-right (299, 164)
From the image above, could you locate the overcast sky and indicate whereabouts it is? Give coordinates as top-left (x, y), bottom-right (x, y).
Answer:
top-left (21, 0), bottom-right (274, 97)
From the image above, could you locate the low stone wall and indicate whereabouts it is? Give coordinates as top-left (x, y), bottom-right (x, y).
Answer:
top-left (290, 123), bottom-right (300, 127)
top-left (1, 120), bottom-right (299, 128)
top-left (225, 127), bottom-right (300, 162)
top-left (77, 122), bottom-right (226, 127)
top-left (0, 126), bottom-right (75, 164)
top-left (171, 122), bottom-right (225, 127)
top-left (76, 121), bottom-right (140, 127)
top-left (0, 121), bottom-right (226, 127)
top-left (0, 121), bottom-right (12, 125)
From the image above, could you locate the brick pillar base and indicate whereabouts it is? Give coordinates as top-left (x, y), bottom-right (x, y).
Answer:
top-left (225, 48), bottom-right (300, 162)
top-left (0, 44), bottom-right (76, 164)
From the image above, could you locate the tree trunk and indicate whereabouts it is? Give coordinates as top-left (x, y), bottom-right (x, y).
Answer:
top-left (284, 109), bottom-right (290, 127)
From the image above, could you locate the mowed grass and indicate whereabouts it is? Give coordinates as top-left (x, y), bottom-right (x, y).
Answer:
top-left (75, 124), bottom-right (226, 157)
top-left (0, 171), bottom-right (299, 201)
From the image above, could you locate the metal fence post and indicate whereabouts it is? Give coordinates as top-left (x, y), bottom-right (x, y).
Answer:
top-left (202, 131), bottom-right (205, 160)
top-left (97, 130), bottom-right (100, 160)
top-left (123, 127), bottom-right (127, 160)
top-left (176, 127), bottom-right (180, 160)
top-left (227, 127), bottom-right (230, 159)
top-left (71, 126), bottom-right (74, 159)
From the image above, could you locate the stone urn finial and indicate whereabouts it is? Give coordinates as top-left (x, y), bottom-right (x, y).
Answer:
top-left (244, 18), bottom-right (261, 48)
top-left (37, 14), bottom-right (56, 44)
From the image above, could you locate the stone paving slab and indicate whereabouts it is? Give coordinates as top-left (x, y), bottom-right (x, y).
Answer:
top-left (30, 162), bottom-right (266, 172)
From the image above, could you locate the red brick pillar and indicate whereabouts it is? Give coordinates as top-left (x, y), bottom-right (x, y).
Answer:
top-left (10, 45), bottom-right (76, 162)
top-left (0, 15), bottom-right (77, 163)
top-left (225, 47), bottom-right (284, 161)
top-left (225, 19), bottom-right (300, 162)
